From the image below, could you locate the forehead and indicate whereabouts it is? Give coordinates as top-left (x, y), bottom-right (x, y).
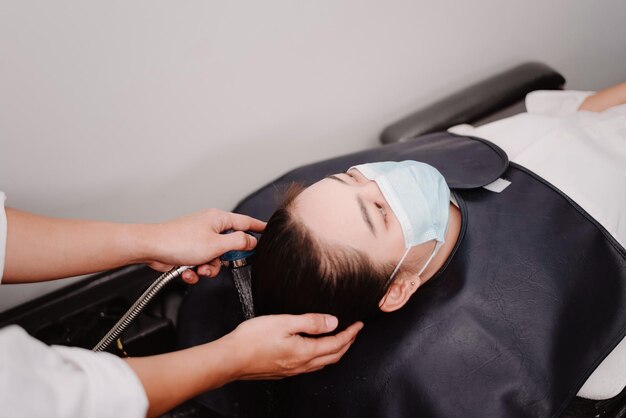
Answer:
top-left (293, 178), bottom-right (373, 248)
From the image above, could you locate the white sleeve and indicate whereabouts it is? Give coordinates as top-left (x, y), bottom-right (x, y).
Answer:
top-left (0, 191), bottom-right (6, 284)
top-left (525, 90), bottom-right (595, 117)
top-left (0, 325), bottom-right (149, 418)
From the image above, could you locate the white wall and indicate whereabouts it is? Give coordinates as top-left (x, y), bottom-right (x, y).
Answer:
top-left (1, 0), bottom-right (626, 310)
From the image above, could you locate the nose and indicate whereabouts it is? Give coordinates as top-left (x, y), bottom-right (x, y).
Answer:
top-left (360, 178), bottom-right (385, 201)
top-left (349, 169), bottom-right (386, 201)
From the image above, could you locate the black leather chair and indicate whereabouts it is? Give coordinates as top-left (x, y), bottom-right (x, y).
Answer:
top-left (2, 62), bottom-right (622, 418)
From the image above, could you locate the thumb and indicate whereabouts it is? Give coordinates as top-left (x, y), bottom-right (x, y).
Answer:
top-left (287, 313), bottom-right (339, 335)
top-left (217, 231), bottom-right (257, 254)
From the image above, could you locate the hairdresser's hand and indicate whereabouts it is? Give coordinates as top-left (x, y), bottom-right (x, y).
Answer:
top-left (225, 314), bottom-right (364, 380)
top-left (143, 208), bottom-right (265, 283)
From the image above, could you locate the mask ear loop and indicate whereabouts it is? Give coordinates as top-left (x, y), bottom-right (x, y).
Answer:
top-left (383, 240), bottom-right (444, 293)
top-left (386, 247), bottom-right (411, 285)
top-left (416, 241), bottom-right (443, 278)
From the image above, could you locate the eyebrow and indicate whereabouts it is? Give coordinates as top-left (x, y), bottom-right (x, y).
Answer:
top-left (326, 174), bottom-right (347, 184)
top-left (326, 174), bottom-right (376, 236)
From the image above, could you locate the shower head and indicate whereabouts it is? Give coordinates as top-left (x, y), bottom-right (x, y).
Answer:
top-left (220, 249), bottom-right (254, 269)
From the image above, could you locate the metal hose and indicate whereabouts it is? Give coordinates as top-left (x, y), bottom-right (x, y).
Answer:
top-left (92, 265), bottom-right (191, 352)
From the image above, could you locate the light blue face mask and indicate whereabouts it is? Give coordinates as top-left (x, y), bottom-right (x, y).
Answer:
top-left (352, 160), bottom-right (451, 282)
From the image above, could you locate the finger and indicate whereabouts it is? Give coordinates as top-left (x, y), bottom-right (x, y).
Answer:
top-left (288, 335), bottom-right (357, 376)
top-left (182, 270), bottom-right (199, 284)
top-left (197, 264), bottom-right (211, 277)
top-left (284, 313), bottom-right (339, 336)
top-left (148, 262), bottom-right (174, 273)
top-left (222, 212), bottom-right (267, 233)
top-left (308, 321), bottom-right (364, 357)
top-left (209, 258), bottom-right (222, 277)
top-left (197, 258), bottom-right (222, 277)
top-left (304, 335), bottom-right (356, 371)
top-left (216, 230), bottom-right (257, 254)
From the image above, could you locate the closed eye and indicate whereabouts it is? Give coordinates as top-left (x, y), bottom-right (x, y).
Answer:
top-left (376, 202), bottom-right (387, 223)
top-left (326, 173), bottom-right (377, 236)
top-left (345, 170), bottom-right (388, 224)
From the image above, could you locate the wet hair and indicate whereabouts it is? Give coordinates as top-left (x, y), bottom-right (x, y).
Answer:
top-left (252, 183), bottom-right (396, 331)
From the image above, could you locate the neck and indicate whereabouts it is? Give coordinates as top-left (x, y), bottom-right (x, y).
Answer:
top-left (419, 203), bottom-right (462, 284)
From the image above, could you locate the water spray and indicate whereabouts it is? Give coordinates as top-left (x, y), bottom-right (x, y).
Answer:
top-left (220, 248), bottom-right (255, 321)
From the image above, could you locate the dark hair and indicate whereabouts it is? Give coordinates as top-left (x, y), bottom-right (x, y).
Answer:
top-left (252, 183), bottom-right (396, 331)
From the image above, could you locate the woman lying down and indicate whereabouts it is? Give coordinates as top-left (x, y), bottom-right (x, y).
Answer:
top-left (248, 81), bottom-right (626, 411)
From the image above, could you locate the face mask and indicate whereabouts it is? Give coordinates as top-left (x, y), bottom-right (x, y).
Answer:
top-left (352, 160), bottom-right (451, 282)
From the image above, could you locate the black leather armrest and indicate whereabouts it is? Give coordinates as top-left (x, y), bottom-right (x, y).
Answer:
top-left (380, 62), bottom-right (566, 144)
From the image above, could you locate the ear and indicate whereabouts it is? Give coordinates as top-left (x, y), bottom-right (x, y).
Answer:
top-left (378, 274), bottom-right (420, 312)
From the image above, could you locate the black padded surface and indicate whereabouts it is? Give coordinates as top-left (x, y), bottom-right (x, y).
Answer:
top-left (178, 133), bottom-right (626, 417)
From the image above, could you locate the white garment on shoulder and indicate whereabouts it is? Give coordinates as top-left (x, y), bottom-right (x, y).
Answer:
top-left (0, 193), bottom-right (148, 418)
top-left (449, 90), bottom-right (626, 400)
top-left (0, 191), bottom-right (6, 284)
top-left (0, 325), bottom-right (149, 418)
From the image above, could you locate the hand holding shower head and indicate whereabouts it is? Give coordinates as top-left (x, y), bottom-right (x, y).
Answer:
top-left (219, 229), bottom-right (256, 268)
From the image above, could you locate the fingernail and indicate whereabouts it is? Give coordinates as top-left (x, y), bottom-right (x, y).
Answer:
top-left (325, 315), bottom-right (338, 329)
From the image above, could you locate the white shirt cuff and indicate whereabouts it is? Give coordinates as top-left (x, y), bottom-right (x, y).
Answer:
top-left (0, 325), bottom-right (149, 418)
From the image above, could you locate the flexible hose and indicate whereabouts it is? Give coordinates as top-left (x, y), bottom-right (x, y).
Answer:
top-left (92, 265), bottom-right (191, 352)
